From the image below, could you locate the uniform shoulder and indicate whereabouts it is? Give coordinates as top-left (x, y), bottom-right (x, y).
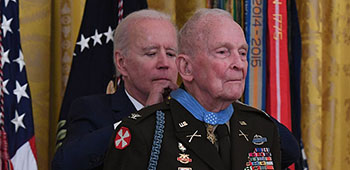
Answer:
top-left (233, 100), bottom-right (271, 119)
top-left (122, 100), bottom-right (171, 125)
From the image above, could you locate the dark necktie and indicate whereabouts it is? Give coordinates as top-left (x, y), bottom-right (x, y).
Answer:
top-left (215, 124), bottom-right (231, 170)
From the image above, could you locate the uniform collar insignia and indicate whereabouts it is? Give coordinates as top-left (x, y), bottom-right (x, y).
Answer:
top-left (186, 130), bottom-right (201, 143)
top-left (179, 121), bottom-right (188, 128)
top-left (239, 120), bottom-right (247, 126)
top-left (128, 113), bottom-right (141, 120)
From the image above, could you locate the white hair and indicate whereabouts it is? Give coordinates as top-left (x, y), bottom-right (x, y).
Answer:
top-left (113, 9), bottom-right (175, 76)
top-left (178, 8), bottom-right (233, 57)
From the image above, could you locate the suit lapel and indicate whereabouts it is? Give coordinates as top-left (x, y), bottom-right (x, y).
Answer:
top-left (170, 99), bottom-right (227, 170)
top-left (111, 82), bottom-right (136, 122)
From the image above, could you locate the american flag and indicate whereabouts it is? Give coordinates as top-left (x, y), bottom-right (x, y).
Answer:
top-left (0, 0), bottom-right (38, 169)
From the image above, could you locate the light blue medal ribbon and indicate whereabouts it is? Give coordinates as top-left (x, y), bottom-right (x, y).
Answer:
top-left (170, 88), bottom-right (234, 125)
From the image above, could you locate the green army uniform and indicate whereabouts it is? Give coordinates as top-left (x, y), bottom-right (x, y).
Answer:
top-left (104, 98), bottom-right (281, 170)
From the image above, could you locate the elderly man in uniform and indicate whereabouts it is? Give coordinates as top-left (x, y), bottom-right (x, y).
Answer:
top-left (104, 8), bottom-right (282, 170)
top-left (52, 9), bottom-right (178, 170)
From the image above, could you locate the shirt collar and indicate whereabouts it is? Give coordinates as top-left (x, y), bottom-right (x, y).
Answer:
top-left (125, 89), bottom-right (144, 111)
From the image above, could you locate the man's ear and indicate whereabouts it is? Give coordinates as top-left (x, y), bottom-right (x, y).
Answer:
top-left (176, 54), bottom-right (194, 82)
top-left (115, 50), bottom-right (128, 76)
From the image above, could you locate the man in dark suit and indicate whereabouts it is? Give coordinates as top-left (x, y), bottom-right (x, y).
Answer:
top-left (51, 9), bottom-right (178, 170)
top-left (103, 8), bottom-right (283, 170)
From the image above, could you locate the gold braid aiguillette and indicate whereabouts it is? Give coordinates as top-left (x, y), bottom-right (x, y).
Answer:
top-left (206, 124), bottom-right (217, 144)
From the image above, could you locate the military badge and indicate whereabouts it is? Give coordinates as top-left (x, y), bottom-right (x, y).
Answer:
top-left (252, 134), bottom-right (267, 145)
top-left (186, 130), bottom-right (201, 143)
top-left (177, 153), bottom-right (192, 164)
top-left (178, 167), bottom-right (192, 170)
top-left (178, 142), bottom-right (187, 152)
top-left (239, 129), bottom-right (249, 141)
top-left (179, 121), bottom-right (188, 128)
top-left (128, 113), bottom-right (141, 120)
top-left (114, 127), bottom-right (131, 150)
top-left (239, 120), bottom-right (247, 126)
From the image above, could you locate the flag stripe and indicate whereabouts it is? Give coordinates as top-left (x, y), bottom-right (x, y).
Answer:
top-left (11, 141), bottom-right (37, 170)
top-left (28, 136), bottom-right (37, 160)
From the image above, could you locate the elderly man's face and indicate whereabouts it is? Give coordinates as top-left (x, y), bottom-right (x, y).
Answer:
top-left (192, 18), bottom-right (248, 101)
top-left (122, 19), bottom-right (178, 100)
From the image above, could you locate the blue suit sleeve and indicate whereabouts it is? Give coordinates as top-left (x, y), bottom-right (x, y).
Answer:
top-left (271, 117), bottom-right (300, 169)
top-left (52, 97), bottom-right (115, 170)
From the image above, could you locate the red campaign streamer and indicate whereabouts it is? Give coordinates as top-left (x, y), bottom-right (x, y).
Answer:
top-left (267, 5), bottom-right (295, 169)
top-left (266, 0), bottom-right (291, 130)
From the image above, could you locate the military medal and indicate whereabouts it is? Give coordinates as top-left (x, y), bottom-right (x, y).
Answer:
top-left (206, 124), bottom-right (216, 144)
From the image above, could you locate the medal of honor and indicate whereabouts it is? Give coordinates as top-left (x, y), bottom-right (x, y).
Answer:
top-left (206, 124), bottom-right (217, 144)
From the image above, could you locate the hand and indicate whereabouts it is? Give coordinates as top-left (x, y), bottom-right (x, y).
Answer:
top-left (145, 81), bottom-right (178, 106)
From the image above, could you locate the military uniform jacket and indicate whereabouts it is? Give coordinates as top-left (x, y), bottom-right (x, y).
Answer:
top-left (104, 99), bottom-right (281, 170)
